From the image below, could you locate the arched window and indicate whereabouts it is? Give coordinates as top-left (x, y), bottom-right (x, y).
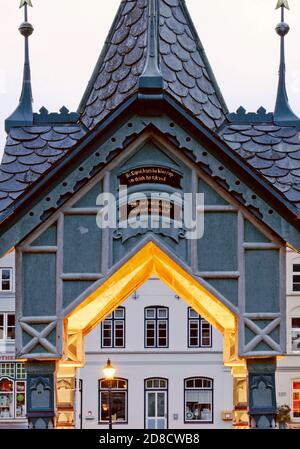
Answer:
top-left (145, 378), bottom-right (168, 429)
top-left (101, 307), bottom-right (125, 348)
top-left (184, 377), bottom-right (213, 423)
top-left (99, 378), bottom-right (128, 424)
top-left (145, 307), bottom-right (169, 348)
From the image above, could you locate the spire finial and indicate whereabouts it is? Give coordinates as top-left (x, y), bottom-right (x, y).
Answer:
top-left (276, 0), bottom-right (289, 10)
top-left (5, 1), bottom-right (34, 132)
top-left (138, 0), bottom-right (163, 96)
top-left (274, 0), bottom-right (300, 126)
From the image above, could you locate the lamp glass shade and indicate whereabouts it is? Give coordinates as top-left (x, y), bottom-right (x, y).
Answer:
top-left (103, 359), bottom-right (116, 380)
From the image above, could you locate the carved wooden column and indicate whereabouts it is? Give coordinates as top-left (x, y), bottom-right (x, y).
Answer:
top-left (232, 366), bottom-right (249, 428)
top-left (56, 365), bottom-right (77, 429)
top-left (26, 361), bottom-right (57, 429)
top-left (247, 358), bottom-right (277, 429)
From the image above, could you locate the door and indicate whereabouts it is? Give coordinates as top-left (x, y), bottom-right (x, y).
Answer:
top-left (146, 388), bottom-right (168, 429)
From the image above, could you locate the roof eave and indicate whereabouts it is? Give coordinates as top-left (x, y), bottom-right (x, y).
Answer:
top-left (0, 92), bottom-right (299, 242)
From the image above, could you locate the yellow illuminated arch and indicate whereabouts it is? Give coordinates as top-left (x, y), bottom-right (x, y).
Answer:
top-left (64, 242), bottom-right (240, 367)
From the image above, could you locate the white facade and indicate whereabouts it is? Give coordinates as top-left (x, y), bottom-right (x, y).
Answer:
top-left (0, 252), bottom-right (27, 425)
top-left (0, 250), bottom-right (299, 428)
top-left (276, 248), bottom-right (300, 428)
top-left (77, 279), bottom-right (233, 429)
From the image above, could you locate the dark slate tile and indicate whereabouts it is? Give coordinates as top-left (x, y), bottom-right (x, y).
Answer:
top-left (257, 149), bottom-right (286, 161)
top-left (48, 137), bottom-right (77, 150)
top-left (254, 125), bottom-right (281, 132)
top-left (222, 133), bottom-right (251, 144)
top-left (240, 128), bottom-right (264, 137)
top-left (176, 70), bottom-right (195, 89)
top-left (41, 130), bottom-right (68, 142)
top-left (0, 196), bottom-right (15, 212)
top-left (227, 125), bottom-right (252, 132)
top-left (0, 171), bottom-right (14, 183)
top-left (260, 165), bottom-right (291, 178)
top-left (23, 137), bottom-right (48, 150)
top-left (270, 127), bottom-right (297, 138)
top-left (7, 128), bottom-right (39, 141)
top-left (252, 135), bottom-right (282, 145)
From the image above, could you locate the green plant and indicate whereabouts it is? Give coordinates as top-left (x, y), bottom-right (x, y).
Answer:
top-left (277, 405), bottom-right (291, 424)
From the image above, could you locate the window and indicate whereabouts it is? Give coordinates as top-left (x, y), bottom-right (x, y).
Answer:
top-left (0, 314), bottom-right (15, 341)
top-left (291, 318), bottom-right (300, 352)
top-left (184, 377), bottom-right (213, 423)
top-left (0, 269), bottom-right (12, 292)
top-left (292, 381), bottom-right (300, 420)
top-left (101, 308), bottom-right (125, 348)
top-left (0, 363), bottom-right (15, 378)
top-left (0, 363), bottom-right (26, 420)
top-left (145, 379), bottom-right (168, 429)
top-left (16, 364), bottom-right (26, 380)
top-left (99, 378), bottom-right (128, 424)
top-left (188, 308), bottom-right (212, 348)
top-left (293, 264), bottom-right (300, 292)
top-left (145, 307), bottom-right (168, 348)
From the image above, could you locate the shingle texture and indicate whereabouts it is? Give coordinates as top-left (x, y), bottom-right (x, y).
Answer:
top-left (220, 123), bottom-right (300, 210)
top-left (1, 0), bottom-right (300, 219)
top-left (79, 0), bottom-right (227, 131)
top-left (0, 125), bottom-right (85, 212)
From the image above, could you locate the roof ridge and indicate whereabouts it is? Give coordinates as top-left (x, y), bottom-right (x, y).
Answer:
top-left (77, 0), bottom-right (128, 115)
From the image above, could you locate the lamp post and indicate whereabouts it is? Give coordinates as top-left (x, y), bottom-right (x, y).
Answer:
top-left (103, 359), bottom-right (116, 430)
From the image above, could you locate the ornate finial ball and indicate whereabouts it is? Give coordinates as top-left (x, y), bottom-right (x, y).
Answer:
top-left (276, 21), bottom-right (290, 37)
top-left (19, 22), bottom-right (34, 37)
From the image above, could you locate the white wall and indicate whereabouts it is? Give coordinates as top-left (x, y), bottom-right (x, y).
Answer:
top-left (78, 279), bottom-right (232, 429)
top-left (0, 251), bottom-right (15, 356)
top-left (276, 249), bottom-right (300, 424)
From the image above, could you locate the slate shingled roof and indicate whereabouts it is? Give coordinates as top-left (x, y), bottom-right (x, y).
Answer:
top-left (0, 125), bottom-right (85, 212)
top-left (219, 122), bottom-right (300, 210)
top-left (79, 0), bottom-right (228, 131)
top-left (1, 0), bottom-right (300, 220)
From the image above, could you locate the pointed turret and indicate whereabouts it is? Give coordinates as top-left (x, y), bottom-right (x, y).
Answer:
top-left (274, 0), bottom-right (300, 126)
top-left (79, 0), bottom-right (228, 131)
top-left (5, 1), bottom-right (34, 132)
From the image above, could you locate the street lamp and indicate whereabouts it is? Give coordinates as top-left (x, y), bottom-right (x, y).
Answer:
top-left (103, 359), bottom-right (116, 430)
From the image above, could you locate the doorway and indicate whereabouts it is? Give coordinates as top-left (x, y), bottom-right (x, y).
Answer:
top-left (145, 378), bottom-right (168, 429)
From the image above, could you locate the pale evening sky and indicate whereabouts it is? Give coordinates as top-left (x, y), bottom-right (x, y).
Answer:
top-left (0, 0), bottom-right (300, 153)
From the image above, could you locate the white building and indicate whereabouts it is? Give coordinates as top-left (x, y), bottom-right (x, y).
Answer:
top-left (0, 252), bottom-right (26, 425)
top-left (0, 250), bottom-right (299, 429)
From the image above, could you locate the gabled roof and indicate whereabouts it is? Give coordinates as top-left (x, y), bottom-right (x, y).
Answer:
top-left (78, 0), bottom-right (228, 130)
top-left (1, 0), bottom-right (300, 234)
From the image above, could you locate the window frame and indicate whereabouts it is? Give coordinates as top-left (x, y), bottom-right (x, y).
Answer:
top-left (98, 377), bottom-right (128, 425)
top-left (292, 264), bottom-right (300, 292)
top-left (292, 380), bottom-right (300, 421)
top-left (0, 268), bottom-right (13, 293)
top-left (291, 317), bottom-right (300, 353)
top-left (144, 306), bottom-right (169, 349)
top-left (144, 377), bottom-right (169, 429)
top-left (187, 308), bottom-right (212, 348)
top-left (101, 307), bottom-right (126, 349)
top-left (0, 362), bottom-right (27, 420)
top-left (0, 313), bottom-right (15, 341)
top-left (184, 377), bottom-right (214, 424)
